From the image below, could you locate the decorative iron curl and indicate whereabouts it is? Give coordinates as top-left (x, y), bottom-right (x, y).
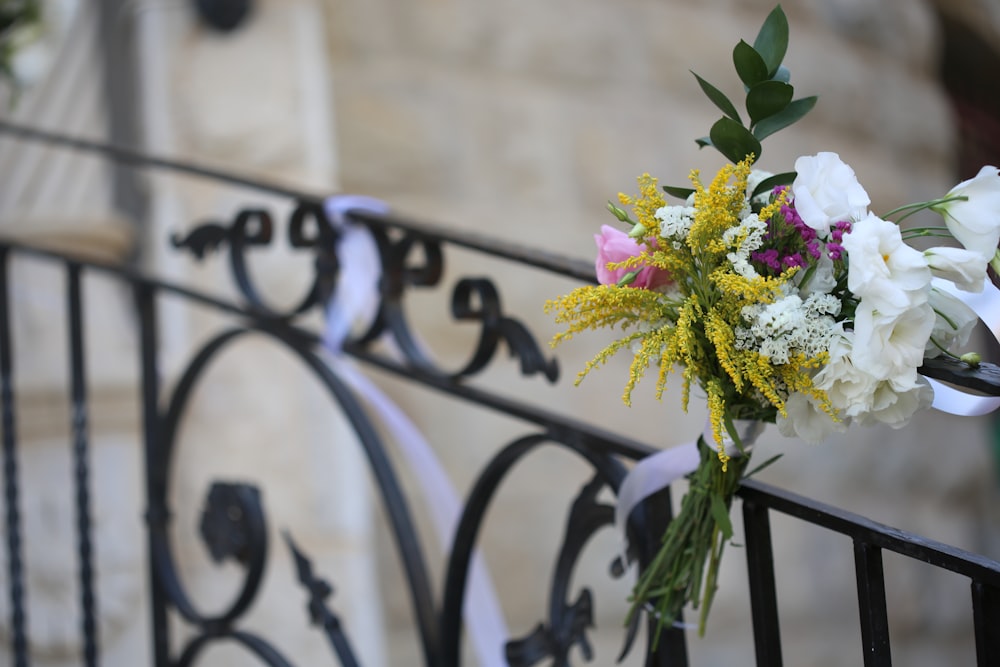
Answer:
top-left (148, 324), bottom-right (443, 666)
top-left (504, 476), bottom-right (610, 666)
top-left (151, 478), bottom-right (295, 667)
top-left (171, 202), bottom-right (559, 383)
top-left (369, 226), bottom-right (559, 383)
top-left (440, 434), bottom-right (633, 667)
top-left (172, 201), bottom-right (337, 319)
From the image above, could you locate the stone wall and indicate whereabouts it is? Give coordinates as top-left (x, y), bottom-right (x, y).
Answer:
top-left (321, 0), bottom-right (1000, 664)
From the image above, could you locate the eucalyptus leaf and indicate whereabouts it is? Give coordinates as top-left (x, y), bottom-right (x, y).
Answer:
top-left (747, 80), bottom-right (794, 126)
top-left (709, 117), bottom-right (762, 164)
top-left (733, 40), bottom-right (768, 88)
top-left (752, 95), bottom-right (817, 141)
top-left (751, 171), bottom-right (797, 198)
top-left (692, 71), bottom-right (742, 123)
top-left (772, 64), bottom-right (791, 83)
top-left (695, 136), bottom-right (713, 149)
top-left (753, 5), bottom-right (789, 76)
top-left (663, 185), bottom-right (696, 200)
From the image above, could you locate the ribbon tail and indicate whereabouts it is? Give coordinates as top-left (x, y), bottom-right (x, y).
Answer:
top-left (929, 278), bottom-right (1000, 415)
top-left (321, 195), bottom-right (508, 666)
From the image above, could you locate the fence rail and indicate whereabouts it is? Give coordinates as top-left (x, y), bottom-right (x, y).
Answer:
top-left (0, 122), bottom-right (998, 666)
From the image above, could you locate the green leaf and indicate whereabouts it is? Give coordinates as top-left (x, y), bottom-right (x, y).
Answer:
top-left (747, 80), bottom-right (794, 126)
top-left (709, 117), bottom-right (762, 164)
top-left (733, 40), bottom-right (768, 88)
top-left (752, 95), bottom-right (817, 141)
top-left (753, 5), bottom-right (789, 76)
top-left (745, 454), bottom-right (785, 479)
top-left (662, 185), bottom-right (696, 200)
top-left (772, 64), bottom-right (791, 83)
top-left (692, 71), bottom-right (742, 123)
top-left (751, 171), bottom-right (797, 198)
top-left (709, 493), bottom-right (734, 542)
top-left (695, 136), bottom-right (713, 149)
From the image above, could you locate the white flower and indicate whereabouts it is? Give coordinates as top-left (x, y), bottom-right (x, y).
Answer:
top-left (923, 246), bottom-right (987, 292)
top-left (724, 213), bottom-right (767, 279)
top-left (813, 329), bottom-right (878, 417)
top-left (925, 287), bottom-right (978, 358)
top-left (655, 205), bottom-right (696, 240)
top-left (747, 169), bottom-right (775, 205)
top-left (777, 392), bottom-right (846, 443)
top-left (747, 169), bottom-right (774, 195)
top-left (850, 300), bottom-right (935, 380)
top-left (842, 213), bottom-right (931, 315)
top-left (792, 152), bottom-right (871, 236)
top-left (854, 372), bottom-right (934, 429)
top-left (932, 166), bottom-right (1000, 262)
top-left (736, 292), bottom-right (840, 364)
top-left (797, 252), bottom-right (837, 296)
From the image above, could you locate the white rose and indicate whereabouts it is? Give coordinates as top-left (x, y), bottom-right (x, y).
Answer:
top-left (813, 330), bottom-right (878, 417)
top-left (792, 152), bottom-right (871, 236)
top-left (855, 372), bottom-right (934, 429)
top-left (850, 301), bottom-right (935, 380)
top-left (842, 213), bottom-right (931, 315)
top-left (931, 166), bottom-right (1000, 262)
top-left (777, 391), bottom-right (847, 443)
top-left (923, 246), bottom-right (987, 292)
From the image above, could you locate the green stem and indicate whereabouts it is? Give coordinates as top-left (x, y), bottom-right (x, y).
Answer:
top-left (882, 195), bottom-right (967, 223)
top-left (629, 434), bottom-right (752, 645)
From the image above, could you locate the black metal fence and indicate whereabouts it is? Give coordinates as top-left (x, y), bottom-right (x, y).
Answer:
top-left (0, 123), bottom-right (998, 667)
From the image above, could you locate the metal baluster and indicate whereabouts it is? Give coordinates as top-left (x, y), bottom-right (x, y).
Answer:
top-left (135, 283), bottom-right (170, 667)
top-left (66, 264), bottom-right (99, 666)
top-left (972, 580), bottom-right (1000, 666)
top-left (743, 500), bottom-right (782, 667)
top-left (0, 247), bottom-right (28, 667)
top-left (853, 541), bottom-right (891, 667)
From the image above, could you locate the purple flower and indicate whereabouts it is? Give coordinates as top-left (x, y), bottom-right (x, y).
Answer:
top-left (752, 248), bottom-right (782, 271)
top-left (782, 253), bottom-right (806, 268)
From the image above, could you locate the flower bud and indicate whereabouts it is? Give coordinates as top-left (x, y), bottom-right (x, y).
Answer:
top-left (616, 270), bottom-right (641, 287)
top-left (960, 352), bottom-right (982, 366)
top-left (606, 201), bottom-right (630, 222)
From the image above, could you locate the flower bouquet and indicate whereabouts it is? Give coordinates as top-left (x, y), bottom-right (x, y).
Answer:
top-left (546, 5), bottom-right (1000, 641)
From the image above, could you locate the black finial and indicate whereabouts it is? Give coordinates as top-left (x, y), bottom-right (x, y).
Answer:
top-left (193, 0), bottom-right (253, 32)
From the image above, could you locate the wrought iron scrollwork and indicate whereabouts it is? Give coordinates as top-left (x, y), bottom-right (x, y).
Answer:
top-left (450, 278), bottom-right (559, 381)
top-left (170, 201), bottom-right (559, 382)
top-left (505, 476), bottom-right (612, 667)
top-left (199, 482), bottom-right (266, 567)
top-left (440, 434), bottom-right (633, 667)
top-left (173, 203), bottom-right (337, 318)
top-left (146, 475), bottom-right (295, 666)
top-left (284, 532), bottom-right (361, 667)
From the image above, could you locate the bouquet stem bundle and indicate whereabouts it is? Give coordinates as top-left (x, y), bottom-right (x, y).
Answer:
top-left (629, 436), bottom-right (751, 640)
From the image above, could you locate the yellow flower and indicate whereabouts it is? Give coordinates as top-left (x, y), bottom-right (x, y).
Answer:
top-left (688, 159), bottom-right (752, 257)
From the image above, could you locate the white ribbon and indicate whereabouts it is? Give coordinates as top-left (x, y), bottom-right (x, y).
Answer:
top-left (927, 277), bottom-right (1000, 416)
top-left (322, 196), bottom-right (508, 667)
top-left (614, 419), bottom-right (764, 561)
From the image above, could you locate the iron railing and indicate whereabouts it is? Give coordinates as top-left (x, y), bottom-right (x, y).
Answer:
top-left (0, 122), bottom-right (998, 667)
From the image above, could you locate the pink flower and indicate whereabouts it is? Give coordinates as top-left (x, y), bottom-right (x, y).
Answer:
top-left (594, 225), bottom-right (672, 289)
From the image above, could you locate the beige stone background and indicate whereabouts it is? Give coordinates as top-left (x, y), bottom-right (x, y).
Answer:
top-left (0, 0), bottom-right (999, 666)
